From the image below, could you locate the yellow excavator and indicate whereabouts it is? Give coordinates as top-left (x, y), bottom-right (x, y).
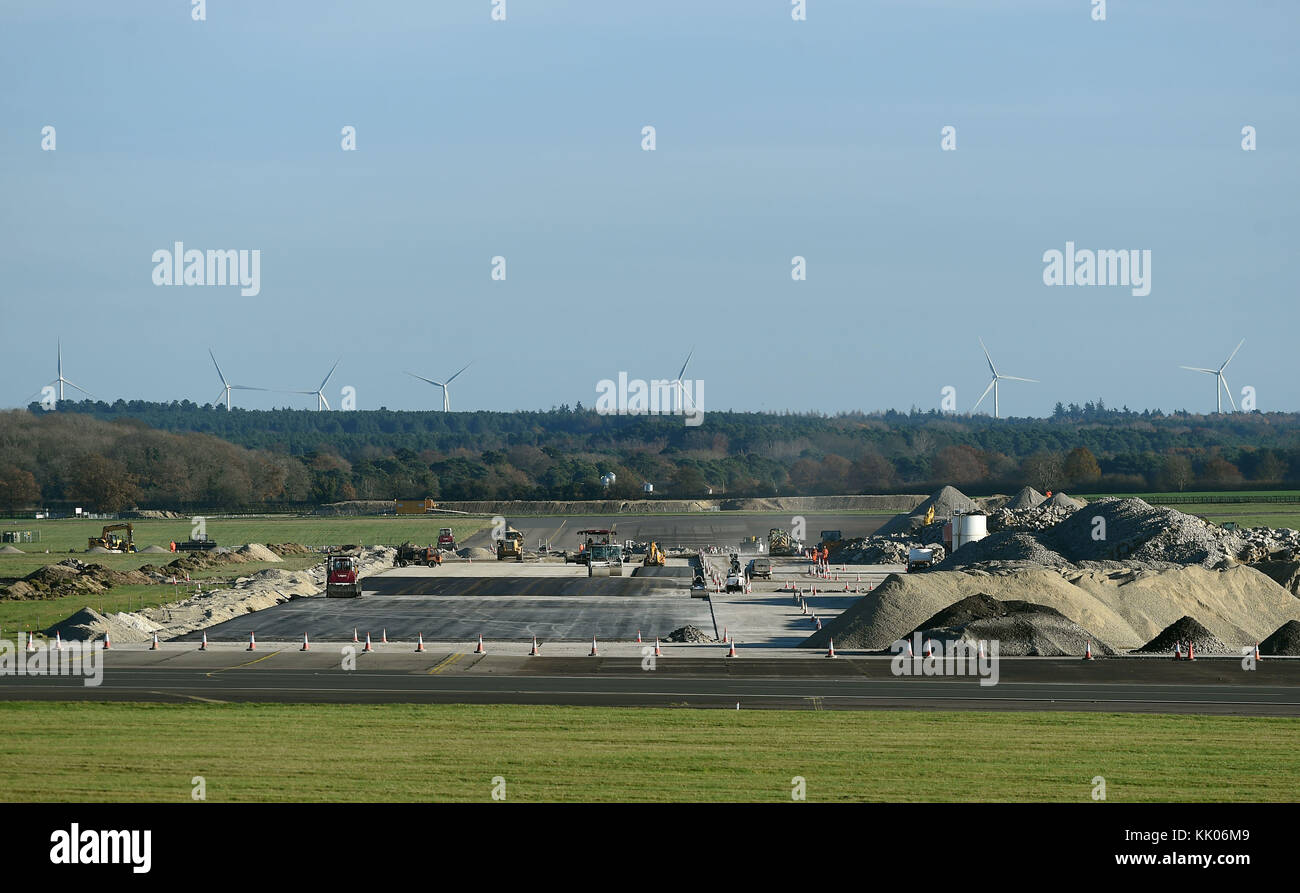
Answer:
top-left (88, 523), bottom-right (136, 553)
top-left (643, 542), bottom-right (666, 566)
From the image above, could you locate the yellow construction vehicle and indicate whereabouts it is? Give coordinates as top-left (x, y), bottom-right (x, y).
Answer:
top-left (924, 505), bottom-right (935, 526)
top-left (88, 523), bottom-right (136, 553)
top-left (496, 529), bottom-right (525, 562)
top-left (643, 542), bottom-right (665, 566)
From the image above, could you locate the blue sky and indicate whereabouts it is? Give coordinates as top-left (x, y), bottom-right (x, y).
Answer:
top-left (1, 1), bottom-right (1296, 416)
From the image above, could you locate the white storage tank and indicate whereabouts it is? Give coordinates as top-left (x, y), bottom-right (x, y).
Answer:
top-left (952, 512), bottom-right (988, 551)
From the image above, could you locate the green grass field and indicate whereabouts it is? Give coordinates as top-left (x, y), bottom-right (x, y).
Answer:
top-left (0, 702), bottom-right (1294, 802)
top-left (1076, 490), bottom-right (1300, 529)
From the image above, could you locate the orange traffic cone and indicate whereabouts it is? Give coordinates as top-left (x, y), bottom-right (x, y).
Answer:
top-left (907, 639), bottom-right (914, 658)
top-left (654, 638), bottom-right (662, 657)
top-left (26, 632), bottom-right (35, 653)
top-left (589, 635), bottom-right (598, 657)
top-left (529, 636), bottom-right (539, 656)
top-left (1174, 642), bottom-right (1182, 660)
top-left (723, 626), bottom-right (729, 643)
top-left (1255, 642), bottom-right (1261, 662)
top-left (55, 631), bottom-right (63, 650)
top-left (925, 640), bottom-right (933, 658)
top-left (247, 632), bottom-right (256, 651)
top-left (726, 639), bottom-right (737, 658)
top-left (301, 633), bottom-right (310, 652)
top-left (1188, 642), bottom-right (1196, 661)
top-left (200, 631), bottom-right (208, 651)
top-left (826, 639), bottom-right (836, 658)
top-left (475, 634), bottom-right (485, 655)
top-left (381, 629), bottom-right (388, 644)
top-left (1083, 641), bottom-right (1093, 660)
top-left (636, 630), bottom-right (642, 644)
top-left (814, 616), bottom-right (822, 630)
top-left (416, 633), bottom-right (426, 653)
top-left (352, 628), bottom-right (359, 643)
top-left (150, 634), bottom-right (160, 651)
top-left (102, 634), bottom-right (111, 650)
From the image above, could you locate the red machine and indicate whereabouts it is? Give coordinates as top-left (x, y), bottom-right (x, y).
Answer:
top-left (325, 550), bottom-right (362, 598)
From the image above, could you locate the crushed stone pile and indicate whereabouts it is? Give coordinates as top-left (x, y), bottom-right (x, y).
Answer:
top-left (458, 547), bottom-right (495, 560)
top-left (1048, 498), bottom-right (1235, 567)
top-left (874, 486), bottom-right (979, 537)
top-left (0, 544), bottom-right (25, 554)
top-left (987, 502), bottom-right (1079, 534)
top-left (907, 594), bottom-right (1114, 657)
top-left (836, 536), bottom-right (946, 565)
top-left (235, 543), bottom-right (283, 562)
top-left (1042, 492), bottom-right (1084, 510)
top-left (664, 625), bottom-right (718, 643)
top-left (801, 565), bottom-right (1300, 652)
top-left (1005, 486), bottom-right (1047, 511)
top-left (1260, 620), bottom-right (1300, 656)
top-left (1136, 616), bottom-right (1230, 654)
top-left (938, 531), bottom-right (1071, 570)
top-left (1233, 529), bottom-right (1300, 565)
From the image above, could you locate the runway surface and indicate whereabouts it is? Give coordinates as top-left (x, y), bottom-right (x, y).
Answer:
top-left (4, 649), bottom-right (1298, 715)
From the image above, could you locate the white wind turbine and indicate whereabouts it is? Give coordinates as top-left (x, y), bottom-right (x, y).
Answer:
top-left (1180, 338), bottom-right (1244, 414)
top-left (406, 361), bottom-right (472, 411)
top-left (971, 338), bottom-right (1037, 419)
top-left (290, 358), bottom-right (342, 410)
top-left (669, 347), bottom-right (696, 412)
top-left (209, 349), bottom-right (267, 411)
top-left (42, 340), bottom-right (94, 402)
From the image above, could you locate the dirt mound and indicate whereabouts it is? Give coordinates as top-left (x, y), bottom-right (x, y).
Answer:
top-left (139, 545), bottom-right (171, 554)
top-left (1041, 492), bottom-right (1084, 510)
top-left (939, 531), bottom-right (1071, 570)
top-left (1260, 620), bottom-right (1300, 656)
top-left (87, 546), bottom-right (113, 554)
top-left (874, 486), bottom-right (979, 537)
top-left (1136, 616), bottom-right (1230, 654)
top-left (120, 510), bottom-right (186, 519)
top-left (457, 547), bottom-right (495, 560)
top-left (801, 565), bottom-right (1300, 652)
top-left (42, 606), bottom-right (159, 643)
top-left (664, 625), bottom-right (718, 643)
top-left (1006, 487), bottom-right (1047, 511)
top-left (267, 543), bottom-right (312, 556)
top-left (236, 543), bottom-right (283, 562)
top-left (0, 544), bottom-right (25, 554)
top-left (908, 594), bottom-right (1111, 656)
top-left (1, 559), bottom-right (153, 600)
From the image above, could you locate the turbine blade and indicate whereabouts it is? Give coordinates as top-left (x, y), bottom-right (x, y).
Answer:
top-left (972, 379), bottom-right (995, 412)
top-left (1179, 366), bottom-right (1217, 374)
top-left (209, 349), bottom-right (229, 388)
top-left (979, 338), bottom-right (996, 377)
top-left (445, 361), bottom-right (472, 385)
top-left (321, 393), bottom-right (331, 410)
top-left (62, 380), bottom-right (95, 399)
top-left (231, 385), bottom-right (269, 391)
top-left (998, 375), bottom-right (1038, 383)
top-left (1220, 338), bottom-right (1245, 371)
top-left (319, 357), bottom-right (342, 391)
top-left (677, 347), bottom-right (695, 381)
top-left (405, 371), bottom-right (440, 387)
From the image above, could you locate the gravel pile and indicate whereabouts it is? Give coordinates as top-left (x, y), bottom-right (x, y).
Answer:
top-left (1048, 498), bottom-right (1236, 567)
top-left (1006, 487), bottom-right (1047, 510)
top-left (458, 547), bottom-right (495, 560)
top-left (909, 595), bottom-right (1114, 657)
top-left (235, 543), bottom-right (283, 563)
top-left (1135, 616), bottom-right (1230, 654)
top-left (664, 625), bottom-right (719, 643)
top-left (0, 544), bottom-right (25, 554)
top-left (1042, 492), bottom-right (1084, 510)
top-left (836, 536), bottom-right (946, 565)
top-left (1260, 620), bottom-right (1300, 656)
top-left (801, 564), bottom-right (1300, 652)
top-left (938, 531), bottom-right (1072, 570)
top-left (874, 486), bottom-right (979, 536)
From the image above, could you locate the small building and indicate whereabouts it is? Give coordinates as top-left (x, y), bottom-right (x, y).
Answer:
top-left (643, 482), bottom-right (654, 494)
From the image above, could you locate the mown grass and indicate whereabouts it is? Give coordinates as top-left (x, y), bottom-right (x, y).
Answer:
top-left (0, 702), bottom-right (1294, 802)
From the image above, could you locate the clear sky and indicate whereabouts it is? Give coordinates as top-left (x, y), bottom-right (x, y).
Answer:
top-left (1, 1), bottom-right (1295, 417)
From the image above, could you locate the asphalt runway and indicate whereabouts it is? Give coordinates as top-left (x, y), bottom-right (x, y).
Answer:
top-left (4, 650), bottom-right (1298, 715)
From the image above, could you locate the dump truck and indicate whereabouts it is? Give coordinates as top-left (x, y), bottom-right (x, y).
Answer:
top-left (325, 549), bottom-right (362, 597)
top-left (496, 529), bottom-right (525, 561)
top-left (907, 548), bottom-right (934, 572)
top-left (643, 542), bottom-right (666, 566)
top-left (88, 524), bottom-right (136, 553)
top-left (768, 527), bottom-right (799, 557)
top-left (395, 542), bottom-right (441, 568)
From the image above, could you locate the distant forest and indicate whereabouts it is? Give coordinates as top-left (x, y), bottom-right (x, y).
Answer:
top-left (2, 399), bottom-right (1300, 512)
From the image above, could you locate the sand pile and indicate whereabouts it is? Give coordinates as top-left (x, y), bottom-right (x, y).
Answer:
top-left (139, 545), bottom-right (171, 553)
top-left (1006, 487), bottom-right (1047, 511)
top-left (1136, 616), bottom-right (1230, 654)
top-left (0, 544), bottom-right (25, 554)
top-left (41, 606), bottom-right (160, 644)
top-left (802, 564), bottom-right (1300, 652)
top-left (458, 547), bottom-right (495, 560)
top-left (236, 543), bottom-right (283, 562)
top-left (1260, 620), bottom-right (1300, 656)
top-left (1251, 560), bottom-right (1300, 597)
top-left (908, 594), bottom-right (1114, 657)
top-left (874, 486), bottom-right (979, 536)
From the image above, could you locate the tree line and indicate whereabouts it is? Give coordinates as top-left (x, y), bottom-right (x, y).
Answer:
top-left (3, 402), bottom-right (1300, 513)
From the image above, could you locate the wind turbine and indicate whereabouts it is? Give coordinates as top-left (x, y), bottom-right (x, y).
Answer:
top-left (43, 340), bottom-right (94, 402)
top-left (1180, 338), bottom-right (1244, 414)
top-left (406, 361), bottom-right (472, 411)
top-left (669, 347), bottom-right (696, 412)
top-left (290, 358), bottom-right (342, 410)
top-left (209, 349), bottom-right (267, 411)
top-left (971, 338), bottom-right (1037, 419)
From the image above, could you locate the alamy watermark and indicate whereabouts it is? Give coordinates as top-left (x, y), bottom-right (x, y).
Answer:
top-left (0, 637), bottom-right (103, 687)
top-left (890, 634), bottom-right (999, 687)
top-left (152, 242), bottom-right (261, 297)
top-left (595, 372), bottom-right (704, 427)
top-left (1042, 241), bottom-right (1150, 297)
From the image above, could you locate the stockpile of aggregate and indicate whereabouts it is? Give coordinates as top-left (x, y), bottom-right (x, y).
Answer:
top-left (1135, 616), bottom-right (1230, 654)
top-left (1260, 620), bottom-right (1300, 656)
top-left (665, 625), bottom-right (719, 643)
top-left (874, 486), bottom-right (979, 536)
top-left (907, 594), bottom-right (1114, 657)
top-left (1006, 487), bottom-right (1047, 510)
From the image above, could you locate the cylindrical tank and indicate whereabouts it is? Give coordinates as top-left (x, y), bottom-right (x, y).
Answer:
top-left (953, 513), bottom-right (988, 551)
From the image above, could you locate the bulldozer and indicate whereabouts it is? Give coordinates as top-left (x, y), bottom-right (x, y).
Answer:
top-left (496, 529), bottom-right (525, 562)
top-left (768, 527), bottom-right (799, 557)
top-left (88, 523), bottom-right (136, 553)
top-left (643, 542), bottom-right (666, 566)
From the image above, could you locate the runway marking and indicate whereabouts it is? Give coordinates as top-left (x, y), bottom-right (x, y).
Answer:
top-left (428, 653), bottom-right (465, 675)
top-left (204, 651), bottom-right (281, 676)
top-left (156, 691), bottom-right (231, 705)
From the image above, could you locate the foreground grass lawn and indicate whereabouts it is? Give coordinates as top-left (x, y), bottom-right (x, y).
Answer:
top-left (0, 702), bottom-right (1295, 802)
